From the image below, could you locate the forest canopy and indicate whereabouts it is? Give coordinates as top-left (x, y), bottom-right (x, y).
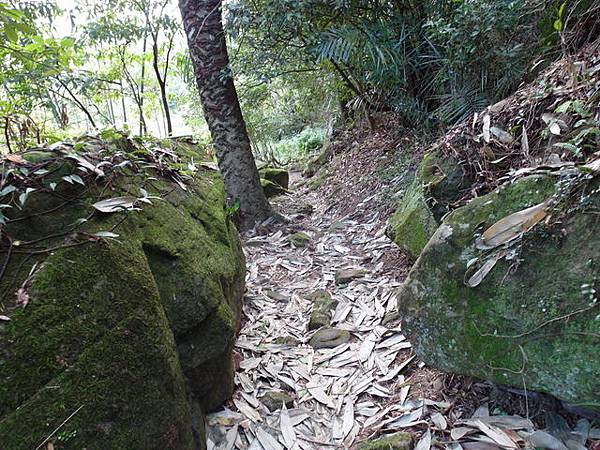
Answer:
top-left (0, 0), bottom-right (597, 162)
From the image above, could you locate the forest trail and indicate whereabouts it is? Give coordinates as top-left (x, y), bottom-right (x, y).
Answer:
top-left (205, 181), bottom-right (432, 449)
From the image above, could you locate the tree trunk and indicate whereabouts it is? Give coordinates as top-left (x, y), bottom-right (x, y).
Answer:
top-left (151, 37), bottom-right (173, 136)
top-left (179, 0), bottom-right (273, 229)
top-left (120, 80), bottom-right (128, 126)
top-left (139, 31), bottom-right (148, 135)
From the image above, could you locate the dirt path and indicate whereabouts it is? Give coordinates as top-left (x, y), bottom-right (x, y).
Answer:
top-left (204, 174), bottom-right (593, 450)
top-left (204, 184), bottom-right (436, 449)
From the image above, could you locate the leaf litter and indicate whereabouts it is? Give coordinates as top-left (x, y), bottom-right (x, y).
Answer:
top-left (204, 183), bottom-right (597, 449)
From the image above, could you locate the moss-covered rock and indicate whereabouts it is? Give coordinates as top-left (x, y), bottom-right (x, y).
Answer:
top-left (309, 328), bottom-right (351, 349)
top-left (335, 267), bottom-right (367, 285)
top-left (260, 391), bottom-right (294, 412)
top-left (261, 178), bottom-right (287, 198)
top-left (0, 135), bottom-right (245, 449)
top-left (357, 432), bottom-right (413, 450)
top-left (386, 152), bottom-right (470, 259)
top-left (397, 174), bottom-right (600, 407)
top-left (307, 290), bottom-right (337, 330)
top-left (288, 231), bottom-right (311, 247)
top-left (259, 167), bottom-right (289, 190)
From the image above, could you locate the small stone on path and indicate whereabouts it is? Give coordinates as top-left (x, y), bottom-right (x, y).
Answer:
top-left (309, 328), bottom-right (351, 349)
top-left (335, 267), bottom-right (367, 284)
top-left (328, 220), bottom-right (346, 232)
top-left (288, 231), bottom-right (311, 247)
top-left (260, 391), bottom-right (294, 412)
top-left (273, 335), bottom-right (299, 346)
top-left (307, 290), bottom-right (337, 330)
top-left (357, 432), bottom-right (413, 450)
top-left (262, 289), bottom-right (289, 302)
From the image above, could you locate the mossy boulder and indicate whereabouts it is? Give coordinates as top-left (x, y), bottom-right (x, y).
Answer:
top-left (0, 135), bottom-right (245, 449)
top-left (397, 174), bottom-right (600, 407)
top-left (261, 178), bottom-right (287, 198)
top-left (386, 152), bottom-right (470, 259)
top-left (259, 167), bottom-right (289, 190)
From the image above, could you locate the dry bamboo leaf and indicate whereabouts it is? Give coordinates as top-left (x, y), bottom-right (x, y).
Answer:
top-left (233, 398), bottom-right (262, 423)
top-left (280, 405), bottom-right (297, 449)
top-left (223, 425), bottom-right (238, 450)
top-left (256, 427), bottom-right (285, 450)
top-left (5, 154), bottom-right (27, 164)
top-left (451, 427), bottom-right (476, 441)
top-left (415, 429), bottom-right (431, 450)
top-left (462, 416), bottom-right (533, 430)
top-left (521, 127), bottom-right (529, 154)
top-left (342, 399), bottom-right (354, 439)
top-left (466, 254), bottom-right (501, 288)
top-left (490, 127), bottom-right (514, 144)
top-left (473, 420), bottom-right (518, 449)
top-left (358, 333), bottom-right (377, 362)
top-left (483, 114), bottom-right (491, 143)
top-left (431, 412), bottom-right (448, 430)
top-left (526, 431), bottom-right (568, 450)
top-left (306, 386), bottom-right (334, 408)
top-left (477, 202), bottom-right (548, 250)
top-left (93, 196), bottom-right (137, 213)
top-left (584, 159), bottom-right (600, 172)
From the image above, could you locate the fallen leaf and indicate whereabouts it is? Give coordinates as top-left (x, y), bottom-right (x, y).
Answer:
top-left (473, 420), bottom-right (518, 449)
top-left (451, 427), bottom-right (476, 441)
top-left (415, 429), bottom-right (431, 450)
top-left (466, 253), bottom-right (503, 287)
top-left (5, 154), bottom-right (26, 164)
top-left (483, 114), bottom-right (491, 143)
top-left (527, 431), bottom-right (568, 450)
top-left (431, 412), bottom-right (447, 430)
top-left (66, 154), bottom-right (105, 176)
top-left (477, 202), bottom-right (548, 250)
top-left (256, 427), bottom-right (284, 450)
top-left (280, 405), bottom-right (297, 449)
top-left (93, 197), bottom-right (137, 213)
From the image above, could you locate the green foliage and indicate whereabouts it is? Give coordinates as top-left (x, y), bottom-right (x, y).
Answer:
top-left (228, 0), bottom-right (597, 130)
top-left (257, 127), bottom-right (326, 164)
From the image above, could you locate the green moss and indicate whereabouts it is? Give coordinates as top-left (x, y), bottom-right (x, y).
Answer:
top-left (0, 138), bottom-right (245, 448)
top-left (308, 169), bottom-right (329, 190)
top-left (288, 232), bottom-right (311, 247)
top-left (261, 178), bottom-right (287, 197)
top-left (307, 290), bottom-right (337, 330)
top-left (386, 181), bottom-right (438, 258)
top-left (0, 242), bottom-right (197, 449)
top-left (386, 151), bottom-right (470, 258)
top-left (398, 175), bottom-right (600, 406)
top-left (22, 151), bottom-right (56, 164)
top-left (357, 432), bottom-right (412, 450)
top-left (259, 167), bottom-right (289, 190)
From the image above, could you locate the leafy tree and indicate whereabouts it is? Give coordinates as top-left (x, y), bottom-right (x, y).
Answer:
top-left (226, 0), bottom-right (572, 127)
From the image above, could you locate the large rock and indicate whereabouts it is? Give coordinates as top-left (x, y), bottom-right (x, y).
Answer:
top-left (386, 152), bottom-right (469, 258)
top-left (261, 178), bottom-right (287, 198)
top-left (0, 135), bottom-right (245, 449)
top-left (398, 173), bottom-right (600, 407)
top-left (259, 166), bottom-right (289, 190)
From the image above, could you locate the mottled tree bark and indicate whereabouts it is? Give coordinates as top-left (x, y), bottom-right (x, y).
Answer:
top-left (179, 0), bottom-right (273, 230)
